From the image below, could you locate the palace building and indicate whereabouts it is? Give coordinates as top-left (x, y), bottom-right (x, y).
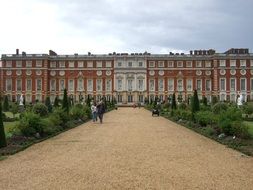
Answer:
top-left (0, 48), bottom-right (253, 105)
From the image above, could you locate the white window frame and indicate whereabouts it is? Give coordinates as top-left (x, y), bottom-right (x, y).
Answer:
top-left (87, 79), bottom-right (93, 91)
top-left (205, 80), bottom-right (211, 91)
top-left (149, 79), bottom-right (155, 91)
top-left (240, 60), bottom-right (246, 67)
top-left (230, 78), bottom-right (236, 91)
top-left (106, 61), bottom-right (112, 68)
top-left (168, 79), bottom-right (174, 91)
top-left (87, 61), bottom-right (93, 68)
top-left (186, 79), bottom-right (192, 91)
top-left (196, 61), bottom-right (202, 68)
top-left (16, 61), bottom-right (22, 68)
top-left (59, 61), bottom-right (65, 68)
top-left (149, 61), bottom-right (155, 68)
top-left (168, 61), bottom-right (174, 67)
top-left (230, 60), bottom-right (236, 67)
top-left (205, 61), bottom-right (211, 68)
top-left (219, 60), bottom-right (226, 67)
top-left (117, 79), bottom-right (122, 91)
top-left (186, 61), bottom-right (192, 68)
top-left (138, 79), bottom-right (144, 91)
top-left (68, 61), bottom-right (75, 68)
top-left (50, 79), bottom-right (56, 91)
top-left (138, 62), bottom-right (143, 67)
top-left (6, 61), bottom-right (12, 67)
top-left (6, 78), bottom-right (12, 91)
top-left (26, 61), bottom-right (32, 67)
top-left (96, 79), bottom-right (102, 91)
top-left (36, 60), bottom-right (42, 67)
top-left (36, 78), bottom-right (42, 91)
top-left (77, 78), bottom-right (84, 91)
top-left (177, 79), bottom-right (183, 91)
top-left (96, 61), bottom-right (102, 68)
top-left (16, 79), bottom-right (22, 91)
top-left (158, 79), bottom-right (164, 91)
top-left (68, 79), bottom-right (74, 92)
top-left (128, 62), bottom-right (132, 67)
top-left (240, 78), bottom-right (247, 91)
top-left (220, 78), bottom-right (226, 91)
top-left (106, 79), bottom-right (112, 91)
top-left (177, 61), bottom-right (183, 67)
top-left (158, 61), bottom-right (164, 68)
top-left (78, 61), bottom-right (84, 68)
top-left (196, 79), bottom-right (202, 91)
top-left (26, 79), bottom-right (32, 91)
top-left (50, 62), bottom-right (56, 68)
top-left (59, 79), bottom-right (65, 91)
top-left (127, 79), bottom-right (133, 91)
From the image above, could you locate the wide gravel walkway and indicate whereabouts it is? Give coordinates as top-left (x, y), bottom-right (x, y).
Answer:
top-left (0, 108), bottom-right (253, 189)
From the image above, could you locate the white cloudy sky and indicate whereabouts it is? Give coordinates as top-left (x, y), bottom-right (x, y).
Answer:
top-left (0, 0), bottom-right (252, 55)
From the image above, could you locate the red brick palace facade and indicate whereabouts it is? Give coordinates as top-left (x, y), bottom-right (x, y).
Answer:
top-left (0, 48), bottom-right (253, 104)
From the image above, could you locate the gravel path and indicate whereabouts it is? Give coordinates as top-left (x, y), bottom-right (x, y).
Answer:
top-left (0, 108), bottom-right (253, 190)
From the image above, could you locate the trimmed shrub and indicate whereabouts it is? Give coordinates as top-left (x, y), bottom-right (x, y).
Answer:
top-left (202, 96), bottom-right (208, 106)
top-left (17, 112), bottom-right (42, 137)
top-left (3, 96), bottom-right (9, 112)
top-left (191, 90), bottom-right (200, 114)
top-left (62, 89), bottom-right (69, 113)
top-left (52, 108), bottom-right (70, 126)
top-left (171, 93), bottom-right (177, 110)
top-left (242, 102), bottom-right (253, 115)
top-left (40, 118), bottom-right (59, 136)
top-left (83, 105), bottom-right (92, 119)
top-left (33, 103), bottom-right (48, 117)
top-left (212, 102), bottom-right (228, 114)
top-left (45, 97), bottom-right (53, 113)
top-left (54, 96), bottom-right (60, 107)
top-left (195, 111), bottom-right (216, 127)
top-left (48, 113), bottom-right (62, 127)
top-left (70, 106), bottom-right (85, 120)
top-left (178, 102), bottom-right (187, 110)
top-left (0, 102), bottom-right (7, 148)
top-left (10, 103), bottom-right (19, 118)
top-left (212, 96), bottom-right (218, 105)
top-left (231, 121), bottom-right (251, 139)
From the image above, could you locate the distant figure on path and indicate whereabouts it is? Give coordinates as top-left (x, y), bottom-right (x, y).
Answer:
top-left (97, 101), bottom-right (106, 123)
top-left (91, 102), bottom-right (97, 122)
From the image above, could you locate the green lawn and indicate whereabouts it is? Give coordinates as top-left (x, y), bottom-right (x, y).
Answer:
top-left (3, 112), bottom-right (20, 118)
top-left (244, 121), bottom-right (253, 137)
top-left (3, 121), bottom-right (18, 138)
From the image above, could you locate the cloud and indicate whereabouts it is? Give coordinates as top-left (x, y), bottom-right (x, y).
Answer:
top-left (0, 0), bottom-right (252, 55)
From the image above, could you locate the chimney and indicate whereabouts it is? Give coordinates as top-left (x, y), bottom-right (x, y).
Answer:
top-left (190, 50), bottom-right (193, 55)
top-left (16, 49), bottom-right (19, 55)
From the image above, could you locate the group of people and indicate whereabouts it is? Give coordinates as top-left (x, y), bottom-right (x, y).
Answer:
top-left (91, 101), bottom-right (106, 123)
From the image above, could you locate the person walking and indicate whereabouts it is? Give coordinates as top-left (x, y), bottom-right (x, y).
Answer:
top-left (91, 102), bottom-right (97, 122)
top-left (97, 101), bottom-right (106, 124)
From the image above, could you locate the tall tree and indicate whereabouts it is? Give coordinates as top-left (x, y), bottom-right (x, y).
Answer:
top-left (191, 90), bottom-right (200, 120)
top-left (62, 89), bottom-right (69, 113)
top-left (171, 93), bottom-right (177, 110)
top-left (0, 101), bottom-right (7, 148)
top-left (45, 96), bottom-right (53, 113)
top-left (3, 95), bottom-right (9, 112)
top-left (202, 96), bottom-right (208, 106)
top-left (54, 96), bottom-right (59, 107)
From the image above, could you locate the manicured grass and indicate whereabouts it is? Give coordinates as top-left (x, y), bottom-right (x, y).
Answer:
top-left (3, 112), bottom-right (20, 118)
top-left (4, 121), bottom-right (18, 137)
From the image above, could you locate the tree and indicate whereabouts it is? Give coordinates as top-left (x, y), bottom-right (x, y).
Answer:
top-left (191, 90), bottom-right (200, 120)
top-left (171, 93), bottom-right (177, 110)
top-left (62, 89), bottom-right (69, 113)
top-left (54, 96), bottom-right (59, 107)
top-left (10, 103), bottom-right (19, 118)
top-left (0, 101), bottom-right (7, 148)
top-left (202, 96), bottom-right (208, 106)
top-left (45, 96), bottom-right (53, 113)
top-left (85, 95), bottom-right (91, 107)
top-left (3, 95), bottom-right (9, 112)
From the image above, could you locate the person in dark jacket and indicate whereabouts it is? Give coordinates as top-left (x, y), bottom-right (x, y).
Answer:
top-left (97, 101), bottom-right (106, 123)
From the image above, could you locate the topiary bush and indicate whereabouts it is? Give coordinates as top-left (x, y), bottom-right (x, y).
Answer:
top-left (83, 105), bottom-right (92, 119)
top-left (17, 112), bottom-right (42, 137)
top-left (242, 102), bottom-right (253, 115)
top-left (231, 121), bottom-right (251, 139)
top-left (33, 103), bottom-right (48, 117)
top-left (212, 102), bottom-right (228, 114)
top-left (195, 111), bottom-right (216, 127)
top-left (178, 102), bottom-right (187, 110)
top-left (70, 105), bottom-right (85, 120)
top-left (40, 118), bottom-right (60, 136)
top-left (52, 108), bottom-right (70, 127)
